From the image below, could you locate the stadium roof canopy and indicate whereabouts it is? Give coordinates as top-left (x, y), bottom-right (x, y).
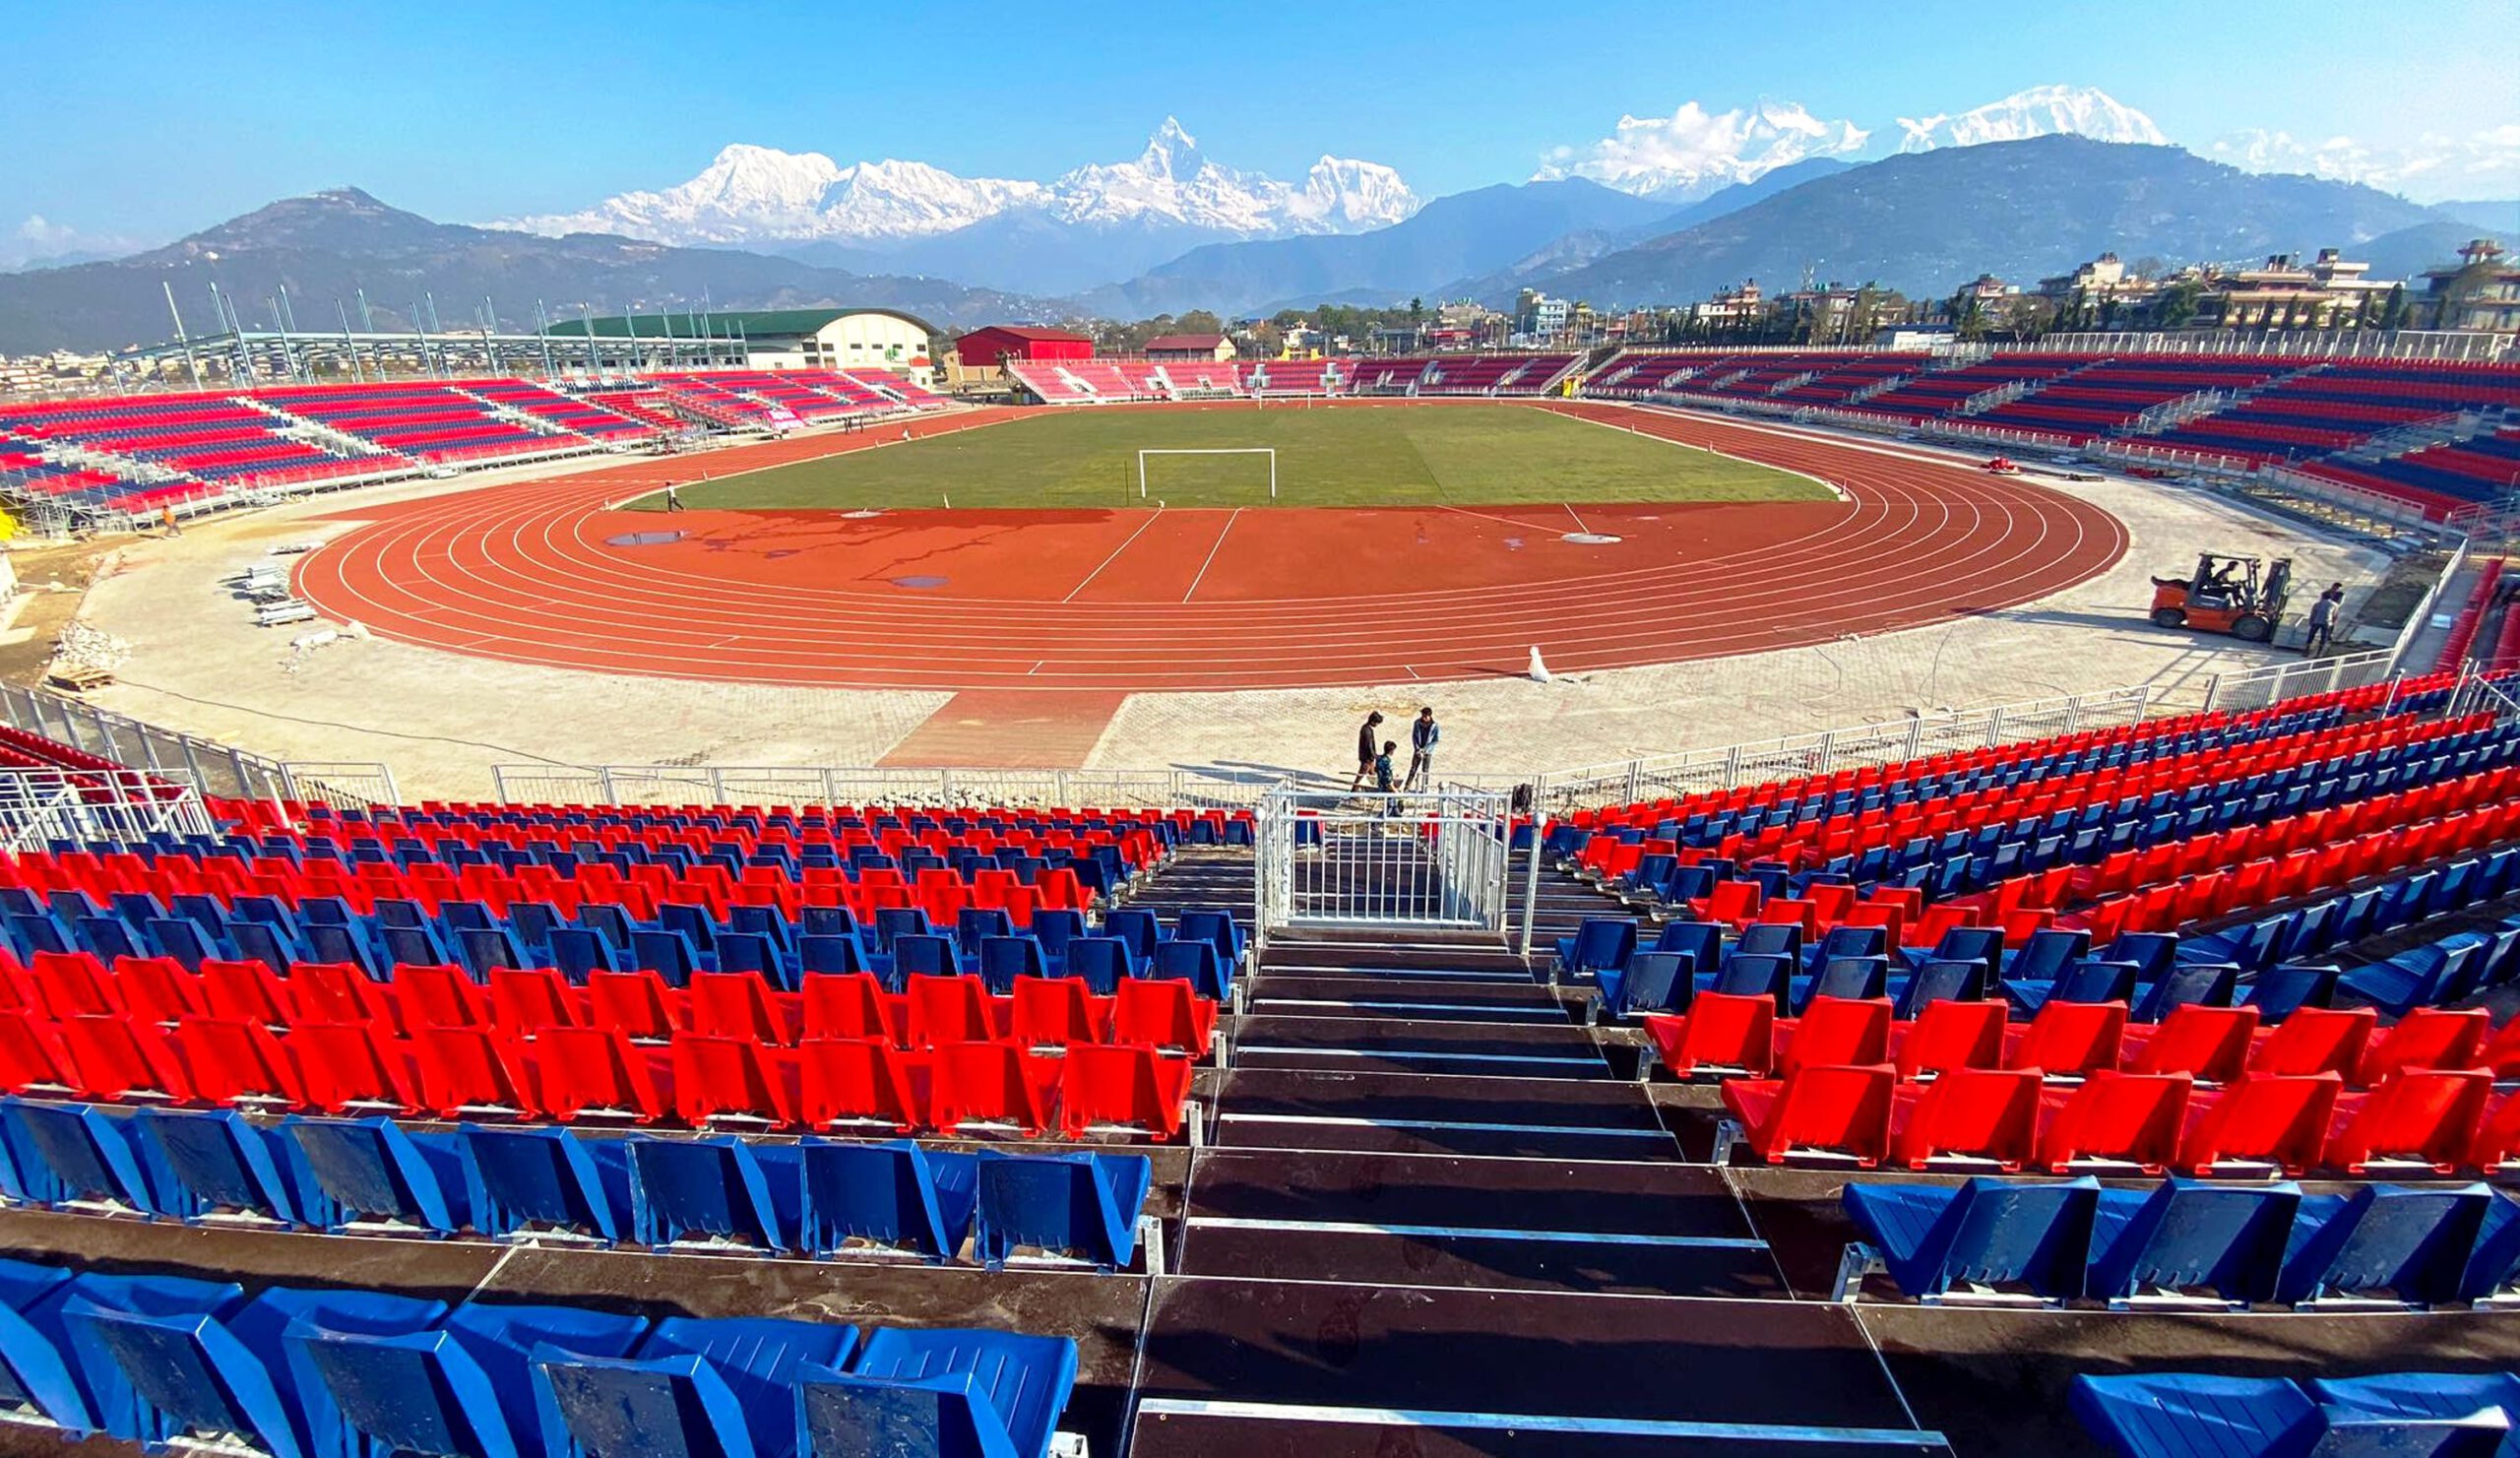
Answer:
top-left (543, 307), bottom-right (939, 340)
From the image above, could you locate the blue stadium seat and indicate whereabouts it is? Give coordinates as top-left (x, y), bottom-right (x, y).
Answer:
top-left (1148, 939), bottom-right (1227, 1000)
top-left (132, 1107), bottom-right (301, 1225)
top-left (456, 1124), bottom-right (631, 1245)
top-left (2085, 1178), bottom-right (2299, 1307)
top-left (536, 1316), bottom-right (858, 1458)
top-left (796, 1327), bottom-right (1078, 1458)
top-left (796, 1138), bottom-right (976, 1262)
top-left (0, 1098), bottom-right (157, 1214)
top-left (972, 1151), bottom-right (1151, 1272)
top-left (2278, 1183), bottom-right (2520, 1307)
top-left (1597, 950), bottom-right (1691, 1021)
top-left (626, 1135), bottom-right (791, 1251)
top-left (2071, 1373), bottom-right (2326, 1457)
top-left (282, 1116), bottom-right (465, 1236)
top-left (63, 1292), bottom-right (313, 1457)
top-left (294, 1301), bottom-right (649, 1458)
top-left (0, 1258), bottom-right (91, 1431)
top-left (1554, 918), bottom-right (1636, 981)
top-left (46, 1271), bottom-right (245, 1449)
top-left (1841, 1175), bottom-right (2100, 1302)
top-left (1059, 938), bottom-right (1136, 996)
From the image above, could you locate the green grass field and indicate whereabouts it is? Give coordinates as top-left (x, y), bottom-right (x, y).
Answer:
top-left (640, 404), bottom-right (1830, 510)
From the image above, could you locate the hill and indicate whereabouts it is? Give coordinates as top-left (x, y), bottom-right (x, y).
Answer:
top-left (0, 189), bottom-right (1047, 354)
top-left (1497, 136), bottom-right (2442, 308)
top-left (1079, 179), bottom-right (1679, 318)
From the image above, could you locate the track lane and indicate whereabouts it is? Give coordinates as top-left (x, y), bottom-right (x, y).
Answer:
top-left (294, 401), bottom-right (2126, 690)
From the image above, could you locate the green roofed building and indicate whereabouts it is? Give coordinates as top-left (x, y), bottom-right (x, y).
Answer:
top-left (543, 307), bottom-right (939, 382)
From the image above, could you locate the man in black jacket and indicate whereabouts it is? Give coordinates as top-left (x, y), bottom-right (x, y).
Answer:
top-left (1349, 712), bottom-right (1385, 791)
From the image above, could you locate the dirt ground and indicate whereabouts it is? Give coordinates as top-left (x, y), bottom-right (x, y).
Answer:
top-left (0, 534), bottom-right (126, 685)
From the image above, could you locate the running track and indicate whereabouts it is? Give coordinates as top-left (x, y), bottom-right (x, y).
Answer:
top-left (294, 400), bottom-right (2127, 692)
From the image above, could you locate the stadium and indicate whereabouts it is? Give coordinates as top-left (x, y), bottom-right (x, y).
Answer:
top-left (4, 20), bottom-right (2520, 1458)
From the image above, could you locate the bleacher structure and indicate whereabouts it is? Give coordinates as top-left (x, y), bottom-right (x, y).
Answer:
top-left (1003, 352), bottom-right (1583, 405)
top-left (0, 367), bottom-right (948, 529)
top-left (1586, 345), bottom-right (2520, 530)
top-left (0, 658), bottom-right (2517, 1455)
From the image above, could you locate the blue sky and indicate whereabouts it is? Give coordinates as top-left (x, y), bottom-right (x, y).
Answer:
top-left (4, 0), bottom-right (2514, 262)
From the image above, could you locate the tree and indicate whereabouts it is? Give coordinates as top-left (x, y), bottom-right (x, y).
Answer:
top-left (2378, 283), bottom-right (2410, 331)
top-left (2157, 279), bottom-right (2204, 329)
top-left (1177, 310), bottom-right (1223, 336)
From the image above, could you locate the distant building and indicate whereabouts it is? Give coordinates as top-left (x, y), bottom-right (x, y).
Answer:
top-left (1144, 333), bottom-right (1235, 362)
top-left (546, 308), bottom-right (937, 381)
top-left (2416, 238), bottom-right (2520, 336)
top-left (1692, 280), bottom-right (1765, 328)
top-left (2206, 249), bottom-right (2397, 327)
top-left (1515, 289), bottom-right (1570, 341)
top-left (949, 325), bottom-right (1094, 387)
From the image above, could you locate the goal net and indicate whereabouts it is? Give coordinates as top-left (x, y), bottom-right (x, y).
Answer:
top-left (1137, 447), bottom-right (1278, 502)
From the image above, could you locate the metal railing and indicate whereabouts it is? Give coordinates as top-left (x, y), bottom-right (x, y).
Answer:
top-left (487, 762), bottom-right (1284, 810)
top-left (1253, 789), bottom-right (1513, 944)
top-left (0, 769), bottom-right (217, 852)
top-left (0, 684), bottom-right (396, 808)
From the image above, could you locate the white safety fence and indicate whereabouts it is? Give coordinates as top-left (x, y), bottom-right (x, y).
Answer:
top-left (488, 764), bottom-right (1285, 810)
top-left (0, 769), bottom-right (218, 853)
top-left (1252, 790), bottom-right (1514, 952)
top-left (0, 684), bottom-right (397, 809)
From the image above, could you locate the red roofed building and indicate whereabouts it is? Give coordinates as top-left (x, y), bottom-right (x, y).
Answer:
top-left (1144, 332), bottom-right (1235, 362)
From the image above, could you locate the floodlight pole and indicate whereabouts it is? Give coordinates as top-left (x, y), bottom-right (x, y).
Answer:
top-left (161, 283), bottom-right (202, 390)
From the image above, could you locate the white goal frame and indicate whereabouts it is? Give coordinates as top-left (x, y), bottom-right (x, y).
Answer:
top-left (1137, 447), bottom-right (1278, 499)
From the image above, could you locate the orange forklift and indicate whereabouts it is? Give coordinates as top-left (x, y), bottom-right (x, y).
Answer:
top-left (2150, 552), bottom-right (2293, 642)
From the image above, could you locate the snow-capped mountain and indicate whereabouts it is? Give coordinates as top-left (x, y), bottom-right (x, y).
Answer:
top-left (501, 118), bottom-right (1417, 250)
top-left (1532, 99), bottom-right (1871, 201)
top-left (1896, 85), bottom-right (2167, 153)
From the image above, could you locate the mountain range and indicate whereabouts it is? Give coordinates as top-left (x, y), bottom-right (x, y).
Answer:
top-left (0, 86), bottom-right (2510, 355)
top-left (504, 119), bottom-right (1418, 296)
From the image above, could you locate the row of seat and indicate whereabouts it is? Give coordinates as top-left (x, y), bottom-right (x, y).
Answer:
top-left (0, 1098), bottom-right (1152, 1268)
top-left (1841, 1174), bottom-right (2520, 1307)
top-left (1656, 990), bottom-right (2516, 1091)
top-left (0, 1010), bottom-right (1198, 1139)
top-left (0, 1256), bottom-right (1078, 1458)
top-left (1, 951), bottom-right (1219, 1054)
top-left (1717, 1061), bottom-right (2520, 1177)
top-left (2074, 1370), bottom-right (2520, 1458)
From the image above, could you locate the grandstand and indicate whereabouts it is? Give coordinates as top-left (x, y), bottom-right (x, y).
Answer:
top-left (1589, 346), bottom-right (2520, 526)
top-left (0, 366), bottom-right (954, 527)
top-left (0, 625), bottom-right (2517, 1456)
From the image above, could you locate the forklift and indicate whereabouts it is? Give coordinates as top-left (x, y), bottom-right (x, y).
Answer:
top-left (2149, 552), bottom-right (2293, 642)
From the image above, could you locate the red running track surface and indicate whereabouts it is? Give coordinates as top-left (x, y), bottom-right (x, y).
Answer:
top-left (293, 401), bottom-right (2127, 692)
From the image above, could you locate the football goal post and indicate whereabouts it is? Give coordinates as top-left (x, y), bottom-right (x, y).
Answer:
top-left (1137, 447), bottom-right (1278, 500)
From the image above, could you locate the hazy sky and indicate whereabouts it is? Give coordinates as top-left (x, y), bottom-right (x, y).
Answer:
top-left (4, 0), bottom-right (2514, 263)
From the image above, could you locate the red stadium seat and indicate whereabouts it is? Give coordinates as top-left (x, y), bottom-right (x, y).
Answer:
top-left (2004, 1000), bottom-right (2128, 1078)
top-left (200, 960), bottom-right (292, 1029)
top-left (170, 1017), bottom-right (302, 1109)
top-left (289, 1022), bottom-right (417, 1115)
top-left (929, 1041), bottom-right (1053, 1134)
top-left (799, 974), bottom-right (901, 1045)
top-left (0, 1012), bottom-right (73, 1095)
top-left (2472, 1090), bottom-right (2520, 1174)
top-left (1645, 993), bottom-right (1775, 1079)
top-left (528, 1027), bottom-right (669, 1123)
top-left (26, 951), bottom-right (120, 1019)
top-left (1889, 1066), bottom-right (2043, 1172)
top-left (2246, 1006), bottom-right (2375, 1079)
top-left (1058, 1043), bottom-right (1191, 1139)
top-left (588, 970), bottom-right (686, 1043)
top-left (408, 1026), bottom-right (533, 1118)
top-left (1776, 998), bottom-right (1895, 1079)
top-left (1890, 1000), bottom-right (2008, 1079)
top-left (795, 1037), bottom-right (921, 1133)
top-left (905, 976), bottom-right (1008, 1048)
top-left (687, 971), bottom-right (798, 1046)
top-left (2122, 1005), bottom-right (2260, 1083)
top-left (2174, 1073), bottom-right (2342, 1175)
top-left (392, 964), bottom-right (488, 1032)
top-left (1719, 1063), bottom-right (1897, 1167)
top-left (670, 1036), bottom-right (796, 1128)
top-left (287, 963), bottom-right (396, 1027)
top-left (1111, 980), bottom-right (1214, 1056)
top-left (110, 956), bottom-right (203, 1025)
top-left (2324, 1069), bottom-right (2492, 1175)
top-left (1009, 977), bottom-right (1110, 1049)
top-left (2357, 1007), bottom-right (2488, 1087)
top-left (2037, 1071), bottom-right (2193, 1174)
top-left (56, 1013), bottom-right (189, 1104)
top-left (487, 967), bottom-right (582, 1033)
